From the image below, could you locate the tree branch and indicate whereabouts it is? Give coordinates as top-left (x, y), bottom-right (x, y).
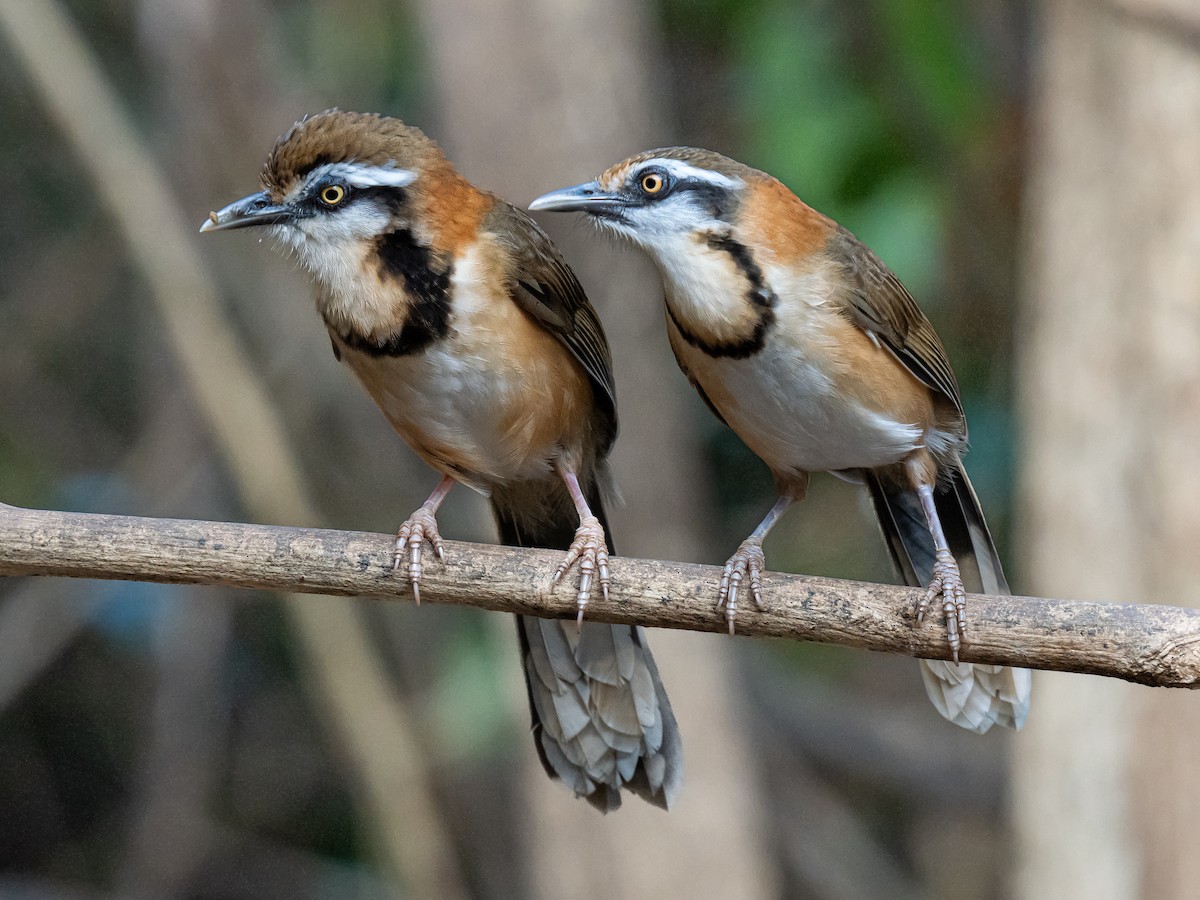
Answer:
top-left (3, 502), bottom-right (1199, 688)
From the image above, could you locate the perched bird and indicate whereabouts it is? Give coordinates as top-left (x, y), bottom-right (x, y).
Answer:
top-left (531, 148), bottom-right (1030, 733)
top-left (201, 111), bottom-right (681, 809)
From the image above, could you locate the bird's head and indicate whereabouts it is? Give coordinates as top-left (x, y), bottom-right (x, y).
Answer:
top-left (529, 148), bottom-right (756, 252)
top-left (201, 110), bottom-right (444, 276)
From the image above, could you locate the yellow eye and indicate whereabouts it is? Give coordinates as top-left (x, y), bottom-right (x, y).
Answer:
top-left (640, 172), bottom-right (665, 194)
top-left (319, 184), bottom-right (346, 206)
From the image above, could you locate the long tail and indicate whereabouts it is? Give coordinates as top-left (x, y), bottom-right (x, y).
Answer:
top-left (492, 473), bottom-right (682, 812)
top-left (866, 462), bottom-right (1030, 733)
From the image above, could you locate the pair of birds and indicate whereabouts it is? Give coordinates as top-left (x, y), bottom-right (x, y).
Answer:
top-left (202, 110), bottom-right (1030, 813)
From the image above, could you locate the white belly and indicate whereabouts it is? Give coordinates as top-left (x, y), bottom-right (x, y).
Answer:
top-left (674, 323), bottom-right (924, 474)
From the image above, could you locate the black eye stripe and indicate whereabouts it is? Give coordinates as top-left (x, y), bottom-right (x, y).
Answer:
top-left (308, 181), bottom-right (408, 201)
top-left (628, 173), bottom-right (738, 222)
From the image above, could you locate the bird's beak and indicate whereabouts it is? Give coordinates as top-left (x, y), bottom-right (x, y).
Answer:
top-left (199, 191), bottom-right (292, 233)
top-left (529, 181), bottom-right (625, 216)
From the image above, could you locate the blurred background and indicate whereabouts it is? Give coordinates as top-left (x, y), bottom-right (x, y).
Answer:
top-left (2, 0), bottom-right (1199, 897)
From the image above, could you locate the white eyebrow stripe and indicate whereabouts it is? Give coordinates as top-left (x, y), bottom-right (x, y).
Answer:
top-left (638, 158), bottom-right (743, 189)
top-left (303, 161), bottom-right (418, 192)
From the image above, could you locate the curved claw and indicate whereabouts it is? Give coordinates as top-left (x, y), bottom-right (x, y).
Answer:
top-left (917, 549), bottom-right (967, 661)
top-left (717, 539), bottom-right (766, 635)
top-left (392, 506), bottom-right (446, 605)
top-left (552, 515), bottom-right (610, 630)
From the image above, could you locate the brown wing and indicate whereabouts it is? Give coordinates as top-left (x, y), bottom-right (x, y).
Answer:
top-left (829, 226), bottom-right (964, 422)
top-left (485, 201), bottom-right (618, 452)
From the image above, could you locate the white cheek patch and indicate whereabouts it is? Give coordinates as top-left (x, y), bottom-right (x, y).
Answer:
top-left (621, 199), bottom-right (717, 239)
top-left (296, 202), bottom-right (391, 241)
top-left (268, 222), bottom-right (304, 251)
top-left (273, 202), bottom-right (393, 288)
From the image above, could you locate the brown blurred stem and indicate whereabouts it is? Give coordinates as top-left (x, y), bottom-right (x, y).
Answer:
top-left (0, 1), bottom-right (466, 896)
top-left (3, 502), bottom-right (1200, 688)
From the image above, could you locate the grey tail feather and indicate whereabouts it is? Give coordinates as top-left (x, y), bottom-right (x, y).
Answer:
top-left (864, 460), bottom-right (1008, 596)
top-left (867, 463), bottom-right (1030, 733)
top-left (498, 481), bottom-right (601, 797)
top-left (495, 477), bottom-right (682, 812)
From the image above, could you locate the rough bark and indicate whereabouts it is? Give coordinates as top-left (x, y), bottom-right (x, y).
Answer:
top-left (4, 503), bottom-right (1200, 686)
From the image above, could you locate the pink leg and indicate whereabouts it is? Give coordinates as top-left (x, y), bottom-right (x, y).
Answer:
top-left (915, 482), bottom-right (967, 661)
top-left (392, 474), bottom-right (455, 605)
top-left (718, 494), bottom-right (794, 636)
top-left (551, 462), bottom-right (611, 629)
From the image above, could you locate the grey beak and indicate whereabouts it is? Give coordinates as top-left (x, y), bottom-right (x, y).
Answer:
top-left (199, 191), bottom-right (292, 233)
top-left (528, 181), bottom-right (624, 215)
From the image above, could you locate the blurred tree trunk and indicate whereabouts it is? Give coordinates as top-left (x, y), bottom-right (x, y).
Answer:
top-left (416, 0), bottom-right (776, 896)
top-left (1015, 2), bottom-right (1200, 898)
top-left (115, 590), bottom-right (231, 899)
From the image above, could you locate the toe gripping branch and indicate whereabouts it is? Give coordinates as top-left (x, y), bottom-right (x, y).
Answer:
top-left (392, 475), bottom-right (455, 604)
top-left (552, 514), bottom-right (610, 628)
top-left (392, 505), bottom-right (447, 605)
top-left (718, 540), bottom-right (766, 636)
top-left (916, 548), bottom-right (967, 662)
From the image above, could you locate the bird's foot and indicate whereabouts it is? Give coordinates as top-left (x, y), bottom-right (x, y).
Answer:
top-left (392, 506), bottom-right (446, 605)
top-left (552, 515), bottom-right (610, 628)
top-left (718, 538), bottom-right (766, 636)
top-left (916, 549), bottom-right (967, 661)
